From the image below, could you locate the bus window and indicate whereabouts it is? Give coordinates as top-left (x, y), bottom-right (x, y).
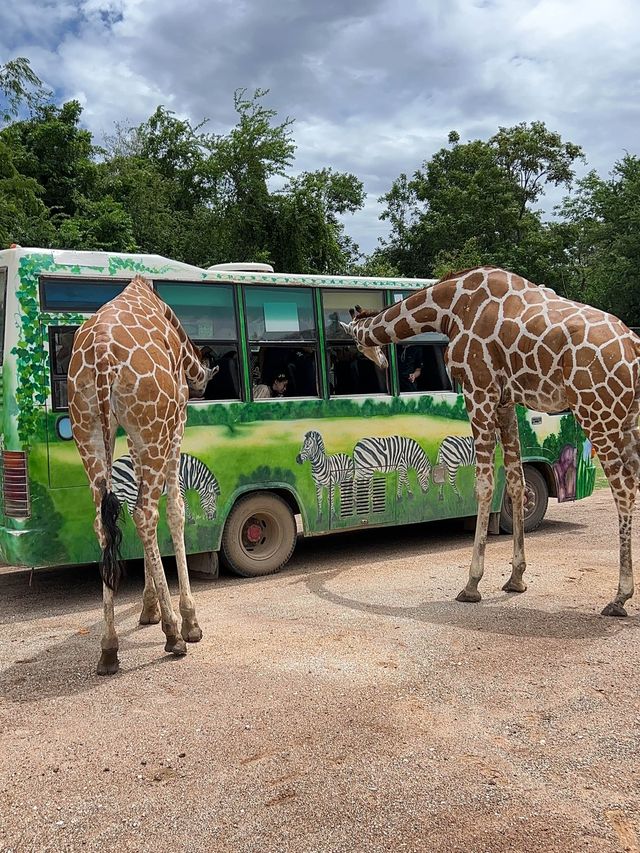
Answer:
top-left (244, 287), bottom-right (319, 399)
top-left (40, 279), bottom-right (127, 312)
top-left (156, 283), bottom-right (241, 402)
top-left (393, 292), bottom-right (452, 393)
top-left (397, 342), bottom-right (452, 392)
top-left (323, 290), bottom-right (389, 396)
top-left (0, 268), bottom-right (6, 366)
top-left (49, 326), bottom-right (79, 410)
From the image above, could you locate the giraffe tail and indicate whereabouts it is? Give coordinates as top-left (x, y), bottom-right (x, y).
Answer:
top-left (100, 491), bottom-right (123, 592)
top-left (95, 346), bottom-right (124, 593)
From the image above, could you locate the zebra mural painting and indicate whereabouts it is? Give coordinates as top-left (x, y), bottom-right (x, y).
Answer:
top-left (111, 454), bottom-right (220, 523)
top-left (353, 436), bottom-right (431, 498)
top-left (435, 435), bottom-right (476, 500)
top-left (296, 430), bottom-right (354, 519)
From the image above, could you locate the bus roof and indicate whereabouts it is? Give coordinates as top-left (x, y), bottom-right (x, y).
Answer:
top-left (0, 246), bottom-right (207, 279)
top-left (202, 268), bottom-right (437, 291)
top-left (0, 246), bottom-right (437, 291)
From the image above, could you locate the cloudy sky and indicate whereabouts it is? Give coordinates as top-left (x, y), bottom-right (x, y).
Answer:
top-left (2, 0), bottom-right (639, 255)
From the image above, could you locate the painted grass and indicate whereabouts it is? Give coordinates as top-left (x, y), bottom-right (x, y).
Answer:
top-left (593, 458), bottom-right (610, 491)
top-left (43, 413), bottom-right (494, 565)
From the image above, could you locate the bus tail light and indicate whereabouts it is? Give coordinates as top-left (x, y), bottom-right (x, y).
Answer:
top-left (1, 451), bottom-right (31, 518)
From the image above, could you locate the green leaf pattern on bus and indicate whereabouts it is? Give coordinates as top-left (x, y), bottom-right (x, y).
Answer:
top-left (10, 252), bottom-right (178, 446)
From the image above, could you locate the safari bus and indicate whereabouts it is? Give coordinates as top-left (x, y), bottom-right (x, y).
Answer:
top-left (0, 246), bottom-right (596, 577)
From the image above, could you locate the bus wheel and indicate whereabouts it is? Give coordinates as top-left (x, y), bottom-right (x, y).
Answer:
top-left (499, 465), bottom-right (549, 534)
top-left (221, 491), bottom-right (297, 578)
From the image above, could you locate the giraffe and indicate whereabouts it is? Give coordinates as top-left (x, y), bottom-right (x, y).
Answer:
top-left (68, 275), bottom-right (217, 675)
top-left (341, 266), bottom-right (640, 617)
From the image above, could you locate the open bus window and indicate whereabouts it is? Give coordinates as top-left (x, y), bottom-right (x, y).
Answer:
top-left (250, 346), bottom-right (318, 399)
top-left (245, 287), bottom-right (319, 399)
top-left (322, 289), bottom-right (390, 396)
top-left (195, 343), bottom-right (241, 401)
top-left (397, 342), bottom-right (452, 393)
top-left (156, 282), bottom-right (242, 402)
top-left (393, 291), bottom-right (451, 393)
top-left (49, 326), bottom-right (79, 410)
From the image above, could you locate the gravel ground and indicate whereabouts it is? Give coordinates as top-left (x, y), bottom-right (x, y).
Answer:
top-left (1, 489), bottom-right (639, 853)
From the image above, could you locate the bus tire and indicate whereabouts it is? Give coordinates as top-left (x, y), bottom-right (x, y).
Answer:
top-left (499, 465), bottom-right (549, 534)
top-left (221, 491), bottom-right (297, 578)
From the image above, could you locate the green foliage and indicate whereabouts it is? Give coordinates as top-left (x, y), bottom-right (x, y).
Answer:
top-left (269, 168), bottom-right (365, 273)
top-left (558, 156), bottom-right (640, 324)
top-left (378, 122), bottom-right (584, 289)
top-left (237, 466), bottom-right (297, 487)
top-left (17, 480), bottom-right (67, 564)
top-left (11, 255), bottom-right (85, 446)
top-left (56, 195), bottom-right (137, 252)
top-left (542, 413), bottom-right (577, 461)
top-left (0, 57), bottom-right (50, 123)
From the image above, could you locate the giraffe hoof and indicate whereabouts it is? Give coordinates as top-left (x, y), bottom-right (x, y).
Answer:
top-left (164, 636), bottom-right (188, 655)
top-left (181, 623), bottom-right (203, 643)
top-left (139, 606), bottom-right (161, 625)
top-left (601, 602), bottom-right (628, 618)
top-left (97, 649), bottom-right (119, 676)
top-left (502, 579), bottom-right (527, 593)
top-left (456, 588), bottom-right (481, 603)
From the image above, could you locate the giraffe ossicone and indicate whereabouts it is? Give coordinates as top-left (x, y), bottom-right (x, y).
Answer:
top-left (68, 274), bottom-right (217, 676)
top-left (342, 265), bottom-right (640, 616)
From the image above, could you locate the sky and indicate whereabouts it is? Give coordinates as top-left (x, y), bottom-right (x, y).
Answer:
top-left (2, 0), bottom-right (639, 256)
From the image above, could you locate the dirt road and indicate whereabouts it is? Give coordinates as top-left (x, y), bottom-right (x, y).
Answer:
top-left (1, 490), bottom-right (639, 853)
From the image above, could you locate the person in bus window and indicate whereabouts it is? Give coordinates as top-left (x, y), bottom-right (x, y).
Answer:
top-left (399, 345), bottom-right (423, 392)
top-left (254, 370), bottom-right (289, 399)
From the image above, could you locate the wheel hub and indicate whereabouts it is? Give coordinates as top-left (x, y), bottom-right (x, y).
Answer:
top-left (245, 521), bottom-right (263, 544)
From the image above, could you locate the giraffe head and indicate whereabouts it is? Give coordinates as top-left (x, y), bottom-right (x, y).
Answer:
top-left (187, 346), bottom-right (219, 398)
top-left (340, 306), bottom-right (389, 370)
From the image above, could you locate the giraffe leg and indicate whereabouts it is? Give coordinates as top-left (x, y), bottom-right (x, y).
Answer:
top-left (456, 404), bottom-right (498, 604)
top-left (597, 444), bottom-right (637, 617)
top-left (97, 582), bottom-right (120, 675)
top-left (139, 557), bottom-right (161, 625)
top-left (130, 448), bottom-right (186, 656)
top-left (497, 405), bottom-right (527, 593)
top-left (165, 440), bottom-right (202, 643)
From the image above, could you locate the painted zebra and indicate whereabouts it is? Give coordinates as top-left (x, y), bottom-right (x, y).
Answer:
top-left (435, 435), bottom-right (476, 500)
top-left (353, 436), bottom-right (431, 498)
top-left (111, 453), bottom-right (220, 523)
top-left (296, 430), bottom-right (354, 519)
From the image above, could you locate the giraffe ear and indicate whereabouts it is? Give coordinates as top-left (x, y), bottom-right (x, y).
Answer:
top-left (340, 321), bottom-right (351, 335)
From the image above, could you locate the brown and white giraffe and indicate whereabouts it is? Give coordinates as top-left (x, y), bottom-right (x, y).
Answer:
top-left (68, 275), bottom-right (217, 675)
top-left (341, 266), bottom-right (640, 616)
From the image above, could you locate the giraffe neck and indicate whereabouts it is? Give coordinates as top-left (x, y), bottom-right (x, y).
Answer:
top-left (354, 280), bottom-right (458, 346)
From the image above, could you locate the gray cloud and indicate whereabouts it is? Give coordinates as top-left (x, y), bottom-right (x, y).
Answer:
top-left (1, 0), bottom-right (638, 256)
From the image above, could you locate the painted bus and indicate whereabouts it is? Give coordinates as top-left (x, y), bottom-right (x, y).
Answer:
top-left (0, 246), bottom-right (596, 577)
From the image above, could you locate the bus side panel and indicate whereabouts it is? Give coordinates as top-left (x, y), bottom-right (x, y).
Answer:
top-left (520, 408), bottom-right (596, 502)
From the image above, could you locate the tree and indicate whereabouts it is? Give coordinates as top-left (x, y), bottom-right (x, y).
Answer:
top-left (206, 88), bottom-right (296, 264)
top-left (269, 168), bottom-right (365, 273)
top-left (56, 196), bottom-right (137, 252)
top-left (558, 156), bottom-right (640, 324)
top-left (490, 121), bottom-right (584, 231)
top-left (377, 122), bottom-right (583, 286)
top-left (0, 57), bottom-right (50, 123)
top-left (4, 101), bottom-right (98, 217)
